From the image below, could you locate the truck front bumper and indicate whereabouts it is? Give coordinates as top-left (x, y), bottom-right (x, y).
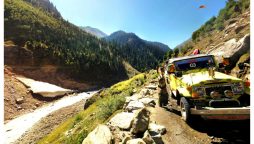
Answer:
top-left (190, 107), bottom-right (250, 120)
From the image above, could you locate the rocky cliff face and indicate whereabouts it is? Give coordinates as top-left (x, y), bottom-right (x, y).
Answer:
top-left (174, 9), bottom-right (250, 79)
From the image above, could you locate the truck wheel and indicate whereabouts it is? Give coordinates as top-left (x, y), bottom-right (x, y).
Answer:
top-left (180, 97), bottom-right (191, 122)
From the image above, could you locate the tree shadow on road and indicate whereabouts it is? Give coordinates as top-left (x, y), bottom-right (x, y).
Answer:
top-left (163, 106), bottom-right (250, 144)
top-left (189, 118), bottom-right (250, 144)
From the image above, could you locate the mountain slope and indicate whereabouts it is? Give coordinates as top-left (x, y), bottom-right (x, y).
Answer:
top-left (80, 26), bottom-right (108, 38)
top-left (105, 31), bottom-right (171, 71)
top-left (24, 0), bottom-right (62, 18)
top-left (168, 0), bottom-right (250, 79)
top-left (171, 0), bottom-right (250, 58)
top-left (106, 30), bottom-right (170, 52)
top-left (4, 0), bottom-right (131, 86)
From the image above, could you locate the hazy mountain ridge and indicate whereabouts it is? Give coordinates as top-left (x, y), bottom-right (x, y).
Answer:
top-left (105, 30), bottom-right (170, 71)
top-left (80, 26), bottom-right (108, 38)
top-left (106, 30), bottom-right (170, 52)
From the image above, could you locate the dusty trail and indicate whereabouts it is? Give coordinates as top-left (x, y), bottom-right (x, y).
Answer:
top-left (149, 87), bottom-right (250, 144)
top-left (4, 91), bottom-right (97, 144)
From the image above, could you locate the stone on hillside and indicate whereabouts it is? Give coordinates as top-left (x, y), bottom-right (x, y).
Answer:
top-left (145, 84), bottom-right (157, 90)
top-left (224, 23), bottom-right (237, 34)
top-left (209, 34), bottom-right (250, 68)
top-left (16, 77), bottom-right (73, 97)
top-left (125, 101), bottom-right (145, 112)
top-left (108, 112), bottom-right (135, 130)
top-left (118, 131), bottom-right (134, 144)
top-left (122, 136), bottom-right (132, 144)
top-left (126, 138), bottom-right (146, 144)
top-left (16, 105), bottom-right (22, 110)
top-left (131, 108), bottom-right (150, 134)
top-left (142, 130), bottom-right (155, 144)
top-left (149, 123), bottom-right (166, 135)
top-left (139, 98), bottom-right (156, 107)
top-left (140, 88), bottom-right (154, 97)
top-left (235, 23), bottom-right (248, 34)
top-left (125, 96), bottom-right (139, 103)
top-left (82, 124), bottom-right (112, 144)
top-left (16, 97), bottom-right (24, 104)
top-left (149, 132), bottom-right (163, 144)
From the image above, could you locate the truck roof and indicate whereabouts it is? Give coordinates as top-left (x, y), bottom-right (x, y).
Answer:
top-left (168, 54), bottom-right (213, 63)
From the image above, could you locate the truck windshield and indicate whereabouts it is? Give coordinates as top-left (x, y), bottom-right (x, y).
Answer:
top-left (174, 56), bottom-right (215, 71)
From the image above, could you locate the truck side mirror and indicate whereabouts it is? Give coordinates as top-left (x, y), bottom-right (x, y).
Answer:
top-left (175, 71), bottom-right (182, 77)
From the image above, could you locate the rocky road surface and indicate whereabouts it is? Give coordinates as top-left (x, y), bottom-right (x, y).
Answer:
top-left (4, 91), bottom-right (97, 144)
top-left (149, 84), bottom-right (250, 144)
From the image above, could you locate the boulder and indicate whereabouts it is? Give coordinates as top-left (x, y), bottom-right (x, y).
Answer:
top-left (125, 96), bottom-right (139, 103)
top-left (108, 112), bottom-right (135, 130)
top-left (142, 130), bottom-right (155, 144)
top-left (119, 131), bottom-right (133, 144)
top-left (145, 84), bottom-right (157, 90)
top-left (125, 101), bottom-right (145, 112)
top-left (149, 132), bottom-right (163, 144)
top-left (235, 23), bottom-right (248, 34)
top-left (16, 77), bottom-right (73, 97)
top-left (139, 98), bottom-right (156, 107)
top-left (16, 97), bottom-right (24, 104)
top-left (209, 34), bottom-right (250, 69)
top-left (148, 123), bottom-right (166, 135)
top-left (82, 124), bottom-right (112, 144)
top-left (131, 108), bottom-right (150, 134)
top-left (126, 138), bottom-right (146, 144)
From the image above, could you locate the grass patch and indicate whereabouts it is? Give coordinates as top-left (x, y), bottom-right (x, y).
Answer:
top-left (38, 73), bottom-right (147, 144)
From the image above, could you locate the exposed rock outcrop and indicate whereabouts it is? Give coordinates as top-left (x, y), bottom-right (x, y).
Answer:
top-left (209, 34), bottom-right (250, 69)
top-left (108, 112), bottom-right (135, 130)
top-left (131, 108), bottom-right (150, 134)
top-left (148, 123), bottom-right (166, 135)
top-left (126, 138), bottom-right (146, 144)
top-left (82, 124), bottom-right (113, 144)
top-left (83, 82), bottom-right (166, 144)
top-left (16, 77), bottom-right (73, 97)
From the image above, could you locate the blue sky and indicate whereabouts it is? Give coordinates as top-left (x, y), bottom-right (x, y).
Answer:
top-left (50, 0), bottom-right (227, 48)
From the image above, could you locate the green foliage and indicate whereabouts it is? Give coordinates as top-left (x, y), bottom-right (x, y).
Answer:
top-left (192, 0), bottom-right (250, 41)
top-left (4, 0), bottom-right (129, 80)
top-left (163, 49), bottom-right (173, 60)
top-left (38, 73), bottom-right (147, 144)
top-left (173, 48), bottom-right (179, 57)
top-left (115, 42), bottom-right (165, 72)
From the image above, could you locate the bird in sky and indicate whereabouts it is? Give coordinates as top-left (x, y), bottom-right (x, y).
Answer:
top-left (199, 5), bottom-right (206, 9)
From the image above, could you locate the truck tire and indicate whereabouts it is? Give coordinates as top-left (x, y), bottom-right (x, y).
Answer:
top-left (180, 97), bottom-right (191, 122)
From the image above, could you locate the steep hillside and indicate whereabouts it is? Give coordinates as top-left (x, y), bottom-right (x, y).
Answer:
top-left (80, 26), bottom-right (108, 38)
top-left (105, 31), bottom-right (171, 71)
top-left (4, 0), bottom-right (140, 88)
top-left (169, 0), bottom-right (250, 75)
top-left (24, 0), bottom-right (61, 18)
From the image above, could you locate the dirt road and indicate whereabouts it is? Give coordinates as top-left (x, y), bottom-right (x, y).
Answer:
top-left (4, 91), bottom-right (97, 144)
top-left (150, 88), bottom-right (250, 144)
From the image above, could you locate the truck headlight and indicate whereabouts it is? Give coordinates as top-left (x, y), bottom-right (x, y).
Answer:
top-left (224, 90), bottom-right (234, 98)
top-left (210, 91), bottom-right (221, 99)
top-left (192, 87), bottom-right (205, 98)
top-left (232, 83), bottom-right (244, 94)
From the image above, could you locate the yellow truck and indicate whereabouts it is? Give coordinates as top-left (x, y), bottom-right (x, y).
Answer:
top-left (163, 54), bottom-right (250, 122)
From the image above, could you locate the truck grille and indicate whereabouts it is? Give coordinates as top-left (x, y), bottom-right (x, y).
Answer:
top-left (209, 99), bottom-right (240, 108)
top-left (205, 85), bottom-right (232, 97)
